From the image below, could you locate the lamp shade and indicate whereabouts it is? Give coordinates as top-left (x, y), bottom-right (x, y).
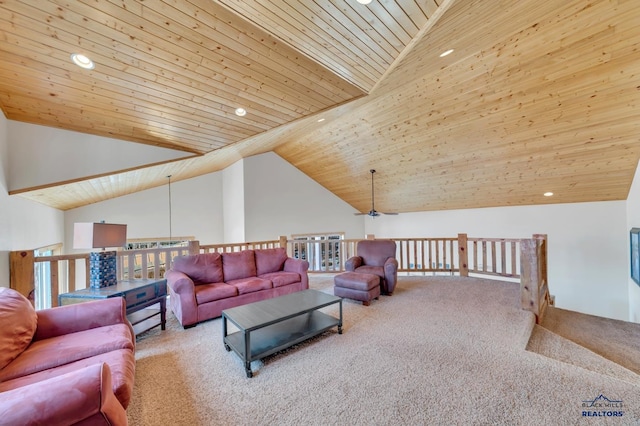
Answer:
top-left (73, 223), bottom-right (127, 249)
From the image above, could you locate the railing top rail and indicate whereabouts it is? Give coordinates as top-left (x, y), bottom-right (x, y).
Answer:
top-left (467, 237), bottom-right (523, 243)
top-left (201, 240), bottom-right (280, 249)
top-left (34, 253), bottom-right (89, 262)
top-left (393, 237), bottom-right (458, 242)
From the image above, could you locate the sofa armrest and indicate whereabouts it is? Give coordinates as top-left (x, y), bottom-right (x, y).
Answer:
top-left (283, 257), bottom-right (309, 274)
top-left (166, 269), bottom-right (196, 295)
top-left (0, 363), bottom-right (128, 426)
top-left (34, 297), bottom-right (128, 341)
top-left (284, 258), bottom-right (310, 289)
top-left (345, 256), bottom-right (362, 271)
top-left (165, 269), bottom-right (198, 327)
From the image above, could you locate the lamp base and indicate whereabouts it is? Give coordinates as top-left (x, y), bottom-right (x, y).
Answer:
top-left (89, 251), bottom-right (117, 288)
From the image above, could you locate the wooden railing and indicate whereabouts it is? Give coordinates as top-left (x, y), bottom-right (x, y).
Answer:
top-left (520, 234), bottom-right (551, 323)
top-left (10, 233), bottom-right (549, 321)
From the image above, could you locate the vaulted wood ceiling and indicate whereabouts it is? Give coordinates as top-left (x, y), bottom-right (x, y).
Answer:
top-left (2, 0), bottom-right (639, 213)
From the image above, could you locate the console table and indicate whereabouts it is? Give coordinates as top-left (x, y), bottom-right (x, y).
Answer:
top-left (59, 278), bottom-right (167, 336)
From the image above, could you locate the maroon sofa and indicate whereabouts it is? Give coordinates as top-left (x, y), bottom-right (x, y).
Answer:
top-left (0, 287), bottom-right (135, 425)
top-left (166, 247), bottom-right (309, 328)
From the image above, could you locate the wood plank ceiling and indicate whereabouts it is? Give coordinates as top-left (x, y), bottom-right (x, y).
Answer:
top-left (1, 0), bottom-right (640, 214)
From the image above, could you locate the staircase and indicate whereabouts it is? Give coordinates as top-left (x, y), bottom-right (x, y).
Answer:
top-left (526, 306), bottom-right (640, 386)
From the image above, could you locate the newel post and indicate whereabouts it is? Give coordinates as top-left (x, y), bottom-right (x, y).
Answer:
top-left (533, 234), bottom-right (548, 293)
top-left (188, 240), bottom-right (200, 255)
top-left (520, 238), bottom-right (545, 322)
top-left (10, 250), bottom-right (36, 305)
top-left (458, 233), bottom-right (469, 277)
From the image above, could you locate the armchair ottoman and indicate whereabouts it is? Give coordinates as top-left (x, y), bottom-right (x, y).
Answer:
top-left (334, 272), bottom-right (380, 306)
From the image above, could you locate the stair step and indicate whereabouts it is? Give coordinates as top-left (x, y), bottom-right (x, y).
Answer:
top-left (527, 325), bottom-right (640, 386)
top-left (540, 306), bottom-right (640, 375)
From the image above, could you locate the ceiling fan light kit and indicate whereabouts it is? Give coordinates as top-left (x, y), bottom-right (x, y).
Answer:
top-left (355, 169), bottom-right (399, 218)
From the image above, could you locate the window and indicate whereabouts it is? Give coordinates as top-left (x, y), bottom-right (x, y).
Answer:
top-left (125, 236), bottom-right (193, 250)
top-left (34, 243), bottom-right (62, 310)
top-left (291, 232), bottom-right (344, 272)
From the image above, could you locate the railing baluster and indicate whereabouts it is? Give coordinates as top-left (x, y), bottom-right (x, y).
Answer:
top-left (50, 262), bottom-right (59, 307)
top-left (68, 259), bottom-right (76, 293)
top-left (491, 241), bottom-right (497, 272)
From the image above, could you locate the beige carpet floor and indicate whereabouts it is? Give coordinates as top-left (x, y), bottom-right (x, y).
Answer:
top-left (127, 275), bottom-right (640, 425)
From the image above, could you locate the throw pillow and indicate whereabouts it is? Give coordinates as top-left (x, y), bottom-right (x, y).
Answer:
top-left (0, 287), bottom-right (38, 370)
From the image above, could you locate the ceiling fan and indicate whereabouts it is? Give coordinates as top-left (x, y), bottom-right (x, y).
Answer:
top-left (354, 169), bottom-right (399, 218)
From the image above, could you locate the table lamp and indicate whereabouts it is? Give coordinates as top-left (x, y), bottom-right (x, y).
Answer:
top-left (73, 222), bottom-right (127, 288)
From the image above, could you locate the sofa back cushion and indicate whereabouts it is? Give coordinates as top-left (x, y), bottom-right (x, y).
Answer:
top-left (357, 240), bottom-right (397, 267)
top-left (0, 287), bottom-right (38, 370)
top-left (172, 252), bottom-right (223, 284)
top-left (255, 248), bottom-right (288, 275)
top-left (222, 250), bottom-right (257, 282)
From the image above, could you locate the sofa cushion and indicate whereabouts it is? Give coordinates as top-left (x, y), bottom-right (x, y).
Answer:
top-left (0, 288), bottom-right (38, 370)
top-left (0, 323), bottom-right (134, 382)
top-left (259, 272), bottom-right (300, 288)
top-left (227, 277), bottom-right (272, 295)
top-left (355, 265), bottom-right (384, 278)
top-left (172, 252), bottom-right (223, 284)
top-left (194, 283), bottom-right (238, 304)
top-left (222, 250), bottom-right (257, 282)
top-left (255, 248), bottom-right (288, 275)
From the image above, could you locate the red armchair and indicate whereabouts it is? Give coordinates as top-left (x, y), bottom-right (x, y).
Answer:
top-left (345, 240), bottom-right (398, 295)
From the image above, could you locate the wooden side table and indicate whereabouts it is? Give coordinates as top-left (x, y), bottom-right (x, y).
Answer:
top-left (59, 278), bottom-right (167, 336)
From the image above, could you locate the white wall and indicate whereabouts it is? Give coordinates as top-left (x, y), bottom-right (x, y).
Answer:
top-left (366, 201), bottom-right (630, 322)
top-left (7, 121), bottom-right (190, 191)
top-left (626, 161), bottom-right (640, 323)
top-left (0, 114), bottom-right (64, 288)
top-left (64, 173), bottom-right (224, 251)
top-left (222, 159), bottom-right (245, 243)
top-left (0, 111), bottom-right (8, 285)
top-left (64, 152), bottom-right (365, 250)
top-left (243, 152), bottom-right (364, 241)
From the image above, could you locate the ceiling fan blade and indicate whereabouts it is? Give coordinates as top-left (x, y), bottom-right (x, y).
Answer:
top-left (381, 212), bottom-right (399, 215)
top-left (354, 212), bottom-right (367, 216)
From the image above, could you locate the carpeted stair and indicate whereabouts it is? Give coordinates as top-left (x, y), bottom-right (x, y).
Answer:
top-left (526, 306), bottom-right (640, 387)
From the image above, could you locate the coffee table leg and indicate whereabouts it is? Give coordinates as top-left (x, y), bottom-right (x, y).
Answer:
top-left (160, 298), bottom-right (166, 330)
top-left (244, 331), bottom-right (252, 378)
top-left (222, 315), bottom-right (231, 352)
top-left (338, 299), bottom-right (343, 334)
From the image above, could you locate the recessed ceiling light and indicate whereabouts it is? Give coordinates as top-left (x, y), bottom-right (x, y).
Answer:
top-left (70, 53), bottom-right (95, 69)
top-left (357, 0), bottom-right (372, 4)
top-left (439, 49), bottom-right (454, 58)
top-left (544, 192), bottom-right (554, 197)
top-left (235, 107), bottom-right (246, 117)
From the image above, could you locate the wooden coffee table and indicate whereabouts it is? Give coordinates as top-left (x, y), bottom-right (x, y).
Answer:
top-left (222, 289), bottom-right (343, 378)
